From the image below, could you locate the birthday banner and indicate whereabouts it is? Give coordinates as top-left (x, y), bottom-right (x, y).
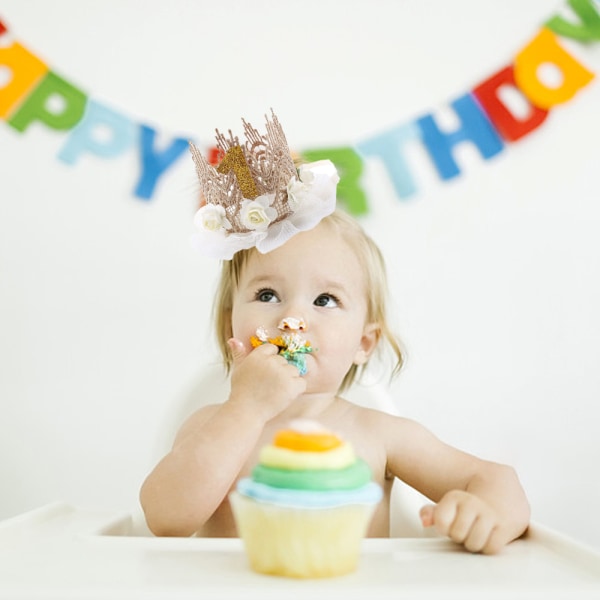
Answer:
top-left (1, 0), bottom-right (599, 215)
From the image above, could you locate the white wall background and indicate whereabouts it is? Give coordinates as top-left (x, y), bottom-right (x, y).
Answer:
top-left (1, 0), bottom-right (599, 550)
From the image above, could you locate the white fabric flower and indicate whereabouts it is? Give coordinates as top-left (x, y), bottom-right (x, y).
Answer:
top-left (194, 204), bottom-right (231, 233)
top-left (297, 160), bottom-right (339, 202)
top-left (240, 194), bottom-right (277, 231)
top-left (286, 176), bottom-right (308, 210)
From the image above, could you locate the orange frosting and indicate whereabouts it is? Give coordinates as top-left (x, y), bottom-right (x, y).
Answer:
top-left (274, 430), bottom-right (344, 452)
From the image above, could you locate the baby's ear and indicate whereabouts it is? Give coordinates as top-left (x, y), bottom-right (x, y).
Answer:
top-left (353, 323), bottom-right (381, 365)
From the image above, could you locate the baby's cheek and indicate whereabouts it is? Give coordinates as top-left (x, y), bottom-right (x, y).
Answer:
top-left (230, 318), bottom-right (255, 343)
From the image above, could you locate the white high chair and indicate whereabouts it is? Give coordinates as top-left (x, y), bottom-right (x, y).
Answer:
top-left (3, 364), bottom-right (600, 598)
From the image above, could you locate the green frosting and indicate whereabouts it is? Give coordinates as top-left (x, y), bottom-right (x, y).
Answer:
top-left (251, 459), bottom-right (372, 491)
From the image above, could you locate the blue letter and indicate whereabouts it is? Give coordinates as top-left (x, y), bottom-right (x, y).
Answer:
top-left (58, 99), bottom-right (135, 164)
top-left (134, 125), bottom-right (189, 200)
top-left (417, 93), bottom-right (504, 180)
top-left (356, 121), bottom-right (422, 199)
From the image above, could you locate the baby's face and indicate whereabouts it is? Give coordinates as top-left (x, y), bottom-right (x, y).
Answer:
top-left (231, 221), bottom-right (376, 394)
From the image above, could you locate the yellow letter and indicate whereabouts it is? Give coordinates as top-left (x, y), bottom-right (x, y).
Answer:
top-left (0, 42), bottom-right (48, 119)
top-left (514, 27), bottom-right (594, 109)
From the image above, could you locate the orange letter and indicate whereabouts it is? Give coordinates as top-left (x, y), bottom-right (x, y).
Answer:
top-left (514, 27), bottom-right (594, 109)
top-left (0, 41), bottom-right (48, 119)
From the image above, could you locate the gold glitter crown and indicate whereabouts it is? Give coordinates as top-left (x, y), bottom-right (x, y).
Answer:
top-left (189, 110), bottom-right (339, 260)
top-left (189, 111), bottom-right (297, 234)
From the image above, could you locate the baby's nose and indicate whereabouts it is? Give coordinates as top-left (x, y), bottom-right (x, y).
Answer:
top-left (277, 317), bottom-right (306, 332)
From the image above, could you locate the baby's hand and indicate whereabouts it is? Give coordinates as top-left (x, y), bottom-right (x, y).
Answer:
top-left (419, 490), bottom-right (507, 554)
top-left (227, 338), bottom-right (307, 420)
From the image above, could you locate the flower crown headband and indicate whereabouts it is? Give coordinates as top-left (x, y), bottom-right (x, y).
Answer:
top-left (189, 110), bottom-right (339, 260)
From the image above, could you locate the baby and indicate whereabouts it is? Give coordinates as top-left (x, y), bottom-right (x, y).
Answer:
top-left (140, 113), bottom-right (530, 553)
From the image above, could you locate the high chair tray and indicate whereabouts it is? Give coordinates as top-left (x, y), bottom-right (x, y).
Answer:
top-left (1, 503), bottom-right (599, 599)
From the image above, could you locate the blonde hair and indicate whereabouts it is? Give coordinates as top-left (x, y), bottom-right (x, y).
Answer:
top-left (212, 210), bottom-right (404, 391)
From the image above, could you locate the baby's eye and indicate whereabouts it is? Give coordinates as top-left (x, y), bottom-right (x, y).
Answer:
top-left (256, 288), bottom-right (279, 303)
top-left (314, 293), bottom-right (339, 308)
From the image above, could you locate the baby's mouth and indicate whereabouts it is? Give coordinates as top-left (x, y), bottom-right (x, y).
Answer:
top-left (250, 327), bottom-right (315, 376)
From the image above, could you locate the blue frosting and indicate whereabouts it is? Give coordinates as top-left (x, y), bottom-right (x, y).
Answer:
top-left (236, 478), bottom-right (382, 508)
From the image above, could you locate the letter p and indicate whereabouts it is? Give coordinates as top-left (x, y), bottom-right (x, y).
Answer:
top-left (8, 71), bottom-right (86, 132)
top-left (58, 100), bottom-right (136, 164)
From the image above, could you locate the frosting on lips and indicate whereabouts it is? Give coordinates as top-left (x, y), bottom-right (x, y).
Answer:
top-left (236, 420), bottom-right (383, 509)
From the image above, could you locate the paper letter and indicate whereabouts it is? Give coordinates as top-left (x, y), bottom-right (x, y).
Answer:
top-left (545, 0), bottom-right (600, 42)
top-left (0, 41), bottom-right (48, 119)
top-left (8, 71), bottom-right (86, 132)
top-left (514, 27), bottom-right (594, 109)
top-left (58, 99), bottom-right (136, 164)
top-left (473, 65), bottom-right (549, 142)
top-left (417, 93), bottom-right (504, 180)
top-left (356, 122), bottom-right (422, 200)
top-left (134, 125), bottom-right (189, 199)
top-left (301, 146), bottom-right (368, 215)
top-left (207, 146), bottom-right (224, 166)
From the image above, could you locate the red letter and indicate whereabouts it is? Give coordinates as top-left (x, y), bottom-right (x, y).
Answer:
top-left (473, 65), bottom-right (548, 142)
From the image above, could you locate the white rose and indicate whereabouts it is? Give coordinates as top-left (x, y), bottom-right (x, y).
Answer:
top-left (194, 204), bottom-right (231, 233)
top-left (240, 195), bottom-right (277, 231)
top-left (298, 160), bottom-right (338, 184)
top-left (286, 176), bottom-right (309, 210)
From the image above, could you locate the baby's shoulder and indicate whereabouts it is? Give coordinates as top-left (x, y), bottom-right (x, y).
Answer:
top-left (343, 401), bottom-right (431, 441)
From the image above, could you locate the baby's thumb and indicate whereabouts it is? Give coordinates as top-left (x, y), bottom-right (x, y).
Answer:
top-left (227, 338), bottom-right (247, 364)
top-left (419, 504), bottom-right (435, 528)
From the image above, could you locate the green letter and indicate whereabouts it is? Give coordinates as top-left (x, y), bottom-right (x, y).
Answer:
top-left (301, 146), bottom-right (369, 215)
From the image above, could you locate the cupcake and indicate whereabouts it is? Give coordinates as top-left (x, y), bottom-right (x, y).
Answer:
top-left (229, 419), bottom-right (382, 578)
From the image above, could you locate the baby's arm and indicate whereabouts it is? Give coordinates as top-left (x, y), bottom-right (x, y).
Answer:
top-left (139, 339), bottom-right (306, 536)
top-left (384, 416), bottom-right (530, 554)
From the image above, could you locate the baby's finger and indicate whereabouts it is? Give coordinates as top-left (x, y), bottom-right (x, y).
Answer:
top-left (481, 527), bottom-right (506, 555)
top-left (252, 342), bottom-right (281, 358)
top-left (448, 503), bottom-right (478, 544)
top-left (419, 505), bottom-right (435, 528)
top-left (227, 338), bottom-right (248, 364)
top-left (427, 497), bottom-right (458, 537)
top-left (463, 516), bottom-right (494, 553)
